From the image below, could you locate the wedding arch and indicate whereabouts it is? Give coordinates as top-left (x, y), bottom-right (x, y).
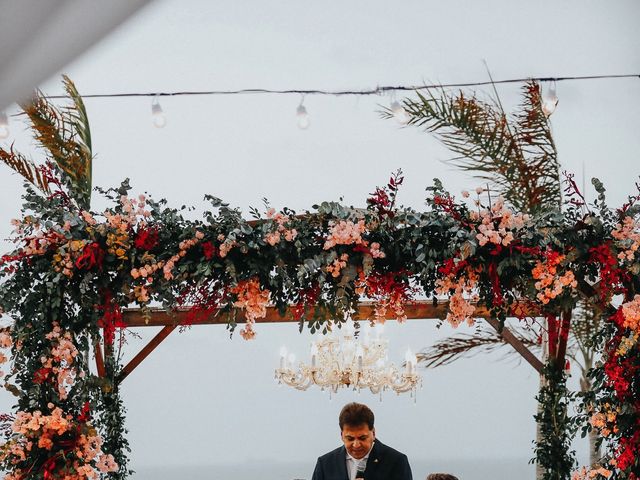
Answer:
top-left (0, 78), bottom-right (638, 480)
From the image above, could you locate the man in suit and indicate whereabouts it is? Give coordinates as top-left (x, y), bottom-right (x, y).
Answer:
top-left (311, 402), bottom-right (413, 480)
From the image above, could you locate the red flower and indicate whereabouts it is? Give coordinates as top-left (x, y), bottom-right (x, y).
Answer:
top-left (512, 244), bottom-right (542, 256)
top-left (488, 261), bottom-right (503, 306)
top-left (97, 291), bottom-right (126, 346)
top-left (292, 285), bottom-right (321, 321)
top-left (616, 434), bottom-right (639, 470)
top-left (77, 401), bottom-right (91, 422)
top-left (33, 367), bottom-right (51, 384)
top-left (368, 187), bottom-right (390, 208)
top-left (201, 241), bottom-right (216, 260)
top-left (438, 258), bottom-right (468, 277)
top-left (75, 242), bottom-right (104, 270)
top-left (352, 243), bottom-right (370, 254)
top-left (134, 226), bottom-right (159, 251)
top-left (604, 349), bottom-right (632, 400)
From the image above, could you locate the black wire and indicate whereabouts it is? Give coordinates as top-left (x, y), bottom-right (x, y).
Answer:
top-left (43, 73), bottom-right (640, 100)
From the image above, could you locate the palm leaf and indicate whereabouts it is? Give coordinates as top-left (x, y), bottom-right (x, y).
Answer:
top-left (511, 82), bottom-right (561, 210)
top-left (19, 77), bottom-right (93, 209)
top-left (62, 74), bottom-right (92, 194)
top-left (0, 145), bottom-right (50, 194)
top-left (385, 81), bottom-right (561, 213)
top-left (417, 321), bottom-right (587, 371)
top-left (417, 324), bottom-right (540, 368)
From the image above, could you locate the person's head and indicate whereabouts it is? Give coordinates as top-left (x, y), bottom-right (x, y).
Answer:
top-left (426, 474), bottom-right (459, 480)
top-left (339, 402), bottom-right (375, 460)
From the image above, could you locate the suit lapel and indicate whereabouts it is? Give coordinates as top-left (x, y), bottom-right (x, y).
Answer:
top-left (337, 446), bottom-right (349, 480)
top-left (364, 440), bottom-right (383, 480)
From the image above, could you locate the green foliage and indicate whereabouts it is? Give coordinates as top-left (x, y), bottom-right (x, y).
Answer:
top-left (99, 355), bottom-right (133, 480)
top-left (533, 362), bottom-right (579, 480)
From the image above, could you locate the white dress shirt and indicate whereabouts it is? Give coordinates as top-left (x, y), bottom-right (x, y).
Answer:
top-left (345, 442), bottom-right (374, 480)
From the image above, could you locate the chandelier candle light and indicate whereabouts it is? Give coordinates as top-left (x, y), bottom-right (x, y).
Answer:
top-left (275, 320), bottom-right (421, 400)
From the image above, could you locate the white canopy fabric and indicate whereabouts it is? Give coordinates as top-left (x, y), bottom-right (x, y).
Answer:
top-left (0, 0), bottom-right (152, 110)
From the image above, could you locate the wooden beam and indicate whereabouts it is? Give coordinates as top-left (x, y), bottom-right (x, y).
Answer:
top-left (114, 301), bottom-right (543, 382)
top-left (484, 317), bottom-right (544, 374)
top-left (117, 325), bottom-right (176, 384)
top-left (121, 300), bottom-right (536, 327)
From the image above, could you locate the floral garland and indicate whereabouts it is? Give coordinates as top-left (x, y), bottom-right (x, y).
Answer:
top-left (0, 172), bottom-right (639, 479)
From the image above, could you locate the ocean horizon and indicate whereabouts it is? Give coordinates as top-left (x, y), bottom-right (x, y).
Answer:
top-left (131, 458), bottom-right (536, 479)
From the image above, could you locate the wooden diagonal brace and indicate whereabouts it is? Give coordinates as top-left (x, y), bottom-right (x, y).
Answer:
top-left (116, 325), bottom-right (176, 385)
top-left (484, 317), bottom-right (544, 374)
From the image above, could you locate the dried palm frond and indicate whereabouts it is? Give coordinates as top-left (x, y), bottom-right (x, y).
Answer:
top-left (18, 76), bottom-right (93, 209)
top-left (417, 323), bottom-right (541, 368)
top-left (511, 82), bottom-right (560, 209)
top-left (383, 81), bottom-right (561, 213)
top-left (0, 145), bottom-right (50, 194)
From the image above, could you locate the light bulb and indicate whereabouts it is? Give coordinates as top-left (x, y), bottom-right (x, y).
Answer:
top-left (404, 348), bottom-right (414, 363)
top-left (0, 112), bottom-right (9, 140)
top-left (405, 348), bottom-right (417, 369)
top-left (279, 346), bottom-right (288, 358)
top-left (390, 101), bottom-right (409, 125)
top-left (310, 342), bottom-right (318, 367)
top-left (151, 97), bottom-right (166, 128)
top-left (541, 86), bottom-right (558, 117)
top-left (287, 353), bottom-right (296, 365)
top-left (296, 104), bottom-right (310, 130)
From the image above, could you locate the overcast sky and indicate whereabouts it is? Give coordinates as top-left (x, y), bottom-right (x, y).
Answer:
top-left (1, 0), bottom-right (639, 477)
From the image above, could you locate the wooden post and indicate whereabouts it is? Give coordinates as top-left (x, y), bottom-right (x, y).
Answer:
top-left (94, 341), bottom-right (105, 378)
top-left (555, 309), bottom-right (572, 370)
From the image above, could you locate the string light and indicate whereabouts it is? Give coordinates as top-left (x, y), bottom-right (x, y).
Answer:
top-left (0, 112), bottom-right (9, 140)
top-left (39, 73), bottom-right (639, 101)
top-left (296, 96), bottom-right (310, 130)
top-left (151, 96), bottom-right (166, 128)
top-left (541, 81), bottom-right (558, 117)
top-left (27, 73), bottom-right (636, 130)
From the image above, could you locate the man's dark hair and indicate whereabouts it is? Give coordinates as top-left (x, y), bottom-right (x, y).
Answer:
top-left (339, 402), bottom-right (375, 430)
top-left (426, 474), bottom-right (459, 480)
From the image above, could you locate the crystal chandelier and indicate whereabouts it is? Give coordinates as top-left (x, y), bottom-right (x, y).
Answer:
top-left (274, 320), bottom-right (421, 398)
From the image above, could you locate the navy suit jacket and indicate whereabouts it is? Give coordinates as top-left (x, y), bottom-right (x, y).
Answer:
top-left (311, 439), bottom-right (412, 480)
